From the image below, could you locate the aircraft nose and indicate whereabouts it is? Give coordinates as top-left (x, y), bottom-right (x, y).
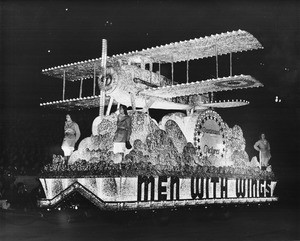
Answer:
top-left (98, 73), bottom-right (114, 91)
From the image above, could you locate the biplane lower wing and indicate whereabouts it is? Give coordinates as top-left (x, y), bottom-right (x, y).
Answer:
top-left (140, 75), bottom-right (263, 99)
top-left (40, 96), bottom-right (112, 110)
top-left (198, 100), bottom-right (249, 109)
top-left (40, 94), bottom-right (191, 110)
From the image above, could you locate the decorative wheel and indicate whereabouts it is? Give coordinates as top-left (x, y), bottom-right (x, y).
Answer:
top-left (194, 109), bottom-right (227, 159)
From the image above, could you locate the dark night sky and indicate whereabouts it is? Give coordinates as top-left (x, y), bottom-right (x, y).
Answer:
top-left (0, 0), bottom-right (300, 202)
top-left (1, 1), bottom-right (300, 144)
top-left (1, 0), bottom-right (299, 110)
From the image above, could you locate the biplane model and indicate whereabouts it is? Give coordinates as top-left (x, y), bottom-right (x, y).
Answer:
top-left (40, 30), bottom-right (263, 115)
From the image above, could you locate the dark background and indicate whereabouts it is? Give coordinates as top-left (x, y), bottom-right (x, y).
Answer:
top-left (0, 0), bottom-right (299, 204)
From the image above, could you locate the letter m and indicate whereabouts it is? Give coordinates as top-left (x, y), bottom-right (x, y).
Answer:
top-left (137, 176), bottom-right (155, 201)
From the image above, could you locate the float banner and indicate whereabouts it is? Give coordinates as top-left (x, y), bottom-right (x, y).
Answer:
top-left (40, 176), bottom-right (276, 204)
top-left (137, 176), bottom-right (275, 201)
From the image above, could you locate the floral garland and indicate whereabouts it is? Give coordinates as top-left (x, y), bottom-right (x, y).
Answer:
top-left (40, 158), bottom-right (276, 180)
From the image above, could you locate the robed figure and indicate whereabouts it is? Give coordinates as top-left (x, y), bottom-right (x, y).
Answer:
top-left (61, 114), bottom-right (81, 164)
top-left (113, 105), bottom-right (132, 160)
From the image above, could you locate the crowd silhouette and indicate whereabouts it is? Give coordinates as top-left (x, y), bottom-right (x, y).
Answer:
top-left (0, 108), bottom-right (94, 210)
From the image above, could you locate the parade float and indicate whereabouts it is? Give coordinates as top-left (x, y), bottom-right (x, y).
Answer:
top-left (38, 30), bottom-right (277, 211)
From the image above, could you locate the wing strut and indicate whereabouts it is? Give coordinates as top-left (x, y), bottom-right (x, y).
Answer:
top-left (62, 70), bottom-right (66, 100)
top-left (215, 45), bottom-right (219, 78)
top-left (186, 60), bottom-right (189, 83)
top-left (171, 61), bottom-right (174, 85)
top-left (230, 52), bottom-right (233, 76)
top-left (93, 64), bottom-right (96, 96)
top-left (106, 97), bottom-right (114, 116)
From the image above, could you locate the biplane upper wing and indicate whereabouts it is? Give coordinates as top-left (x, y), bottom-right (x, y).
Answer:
top-left (140, 75), bottom-right (263, 99)
top-left (41, 30), bottom-right (262, 82)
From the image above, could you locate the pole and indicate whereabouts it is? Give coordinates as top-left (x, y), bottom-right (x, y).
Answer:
top-left (99, 39), bottom-right (107, 117)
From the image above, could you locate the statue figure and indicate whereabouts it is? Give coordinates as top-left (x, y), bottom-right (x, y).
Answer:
top-left (61, 114), bottom-right (81, 165)
top-left (254, 133), bottom-right (271, 170)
